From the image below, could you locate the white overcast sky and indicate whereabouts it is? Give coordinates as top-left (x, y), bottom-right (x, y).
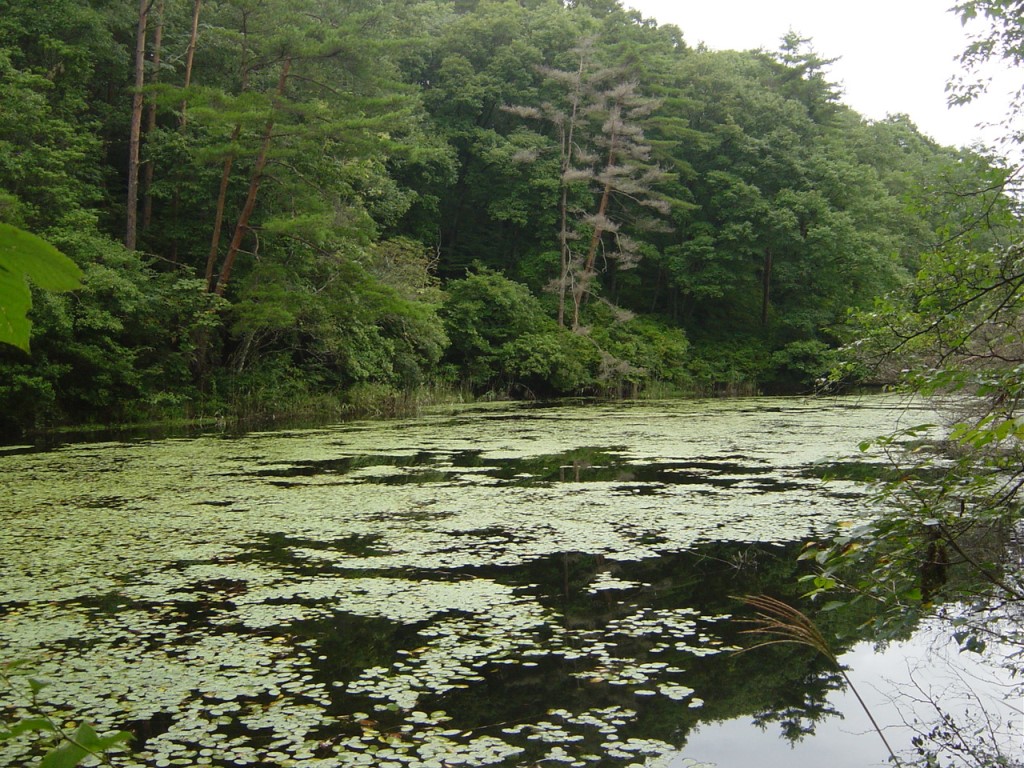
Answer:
top-left (624, 0), bottom-right (1016, 152)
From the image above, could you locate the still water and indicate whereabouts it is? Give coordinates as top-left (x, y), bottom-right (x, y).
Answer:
top-left (0, 395), bottom-right (1012, 767)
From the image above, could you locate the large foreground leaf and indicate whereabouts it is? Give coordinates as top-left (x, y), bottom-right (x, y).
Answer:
top-left (39, 723), bottom-right (132, 768)
top-left (0, 224), bottom-right (83, 352)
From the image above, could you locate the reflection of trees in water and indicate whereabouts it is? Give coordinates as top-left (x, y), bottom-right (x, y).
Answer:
top-left (800, 492), bottom-right (1024, 765)
top-left (652, 534), bottom-right (1020, 767)
top-left (897, 590), bottom-right (1024, 767)
top-left (751, 689), bottom-right (843, 743)
top-left (433, 542), bottom-right (893, 756)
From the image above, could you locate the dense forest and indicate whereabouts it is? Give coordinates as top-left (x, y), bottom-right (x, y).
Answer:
top-left (0, 0), bottom-right (1017, 434)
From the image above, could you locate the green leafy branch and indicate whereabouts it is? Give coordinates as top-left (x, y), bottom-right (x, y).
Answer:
top-left (796, 413), bottom-right (1024, 650)
top-left (1, 660), bottom-right (132, 767)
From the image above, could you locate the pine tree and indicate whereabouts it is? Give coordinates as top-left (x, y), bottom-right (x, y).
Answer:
top-left (511, 41), bottom-right (671, 328)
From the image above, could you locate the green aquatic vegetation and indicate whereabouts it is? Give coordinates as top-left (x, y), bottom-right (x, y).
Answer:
top-left (0, 396), bottom-right (936, 766)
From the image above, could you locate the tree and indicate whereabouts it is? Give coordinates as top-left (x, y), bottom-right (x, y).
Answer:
top-left (510, 41), bottom-right (671, 329)
top-left (440, 269), bottom-right (597, 394)
top-left (800, 6), bottom-right (1024, 762)
top-left (773, 32), bottom-right (841, 123)
top-left (1, 0), bottom-right (1017, 424)
top-left (951, 0), bottom-right (1024, 154)
top-left (190, 0), bottom-right (439, 289)
top-left (817, 4), bottom-right (1024, 613)
top-left (647, 45), bottom-right (919, 390)
top-left (211, 55), bottom-right (291, 298)
top-left (407, 0), bottom-right (578, 282)
top-left (140, 0), bottom-right (165, 233)
top-left (179, 0), bottom-right (201, 128)
top-left (126, 0), bottom-right (156, 251)
top-left (570, 78), bottom-right (670, 327)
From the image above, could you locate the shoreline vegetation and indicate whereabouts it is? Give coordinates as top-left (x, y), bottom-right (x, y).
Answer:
top-left (7, 378), bottom-right (771, 446)
top-left (0, 0), bottom-right (1012, 439)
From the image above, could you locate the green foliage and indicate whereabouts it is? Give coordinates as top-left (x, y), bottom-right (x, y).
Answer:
top-left (499, 329), bottom-right (598, 395)
top-left (586, 310), bottom-right (691, 395)
top-left (0, 0), bottom-right (1014, 427)
top-left (810, 164), bottom-right (1024, 656)
top-left (766, 339), bottom-right (835, 391)
top-left (225, 250), bottom-right (448, 397)
top-left (685, 340), bottom-right (769, 396)
top-left (441, 270), bottom-right (599, 394)
top-left (0, 242), bottom-right (222, 432)
top-left (440, 270), bottom-right (692, 397)
top-left (797, 408), bottom-right (1024, 644)
top-left (0, 660), bottom-right (132, 767)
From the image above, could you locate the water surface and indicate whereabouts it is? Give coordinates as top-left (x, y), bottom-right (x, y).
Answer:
top-left (1, 395), bottom-right (960, 767)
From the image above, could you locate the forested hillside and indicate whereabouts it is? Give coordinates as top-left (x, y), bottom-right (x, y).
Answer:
top-left (0, 0), bottom-right (1014, 433)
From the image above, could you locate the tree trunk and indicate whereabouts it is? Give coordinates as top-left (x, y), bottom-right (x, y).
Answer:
top-left (204, 127), bottom-right (242, 290)
top-left (205, 30), bottom-right (252, 289)
top-left (557, 54), bottom-right (585, 329)
top-left (761, 247), bottom-right (773, 327)
top-left (141, 0), bottom-right (164, 233)
top-left (558, 181), bottom-right (570, 328)
top-left (213, 58), bottom-right (292, 297)
top-left (649, 266), bottom-right (663, 313)
top-left (572, 105), bottom-right (619, 329)
top-left (180, 0), bottom-right (202, 128)
top-left (168, 0), bottom-right (202, 263)
top-left (125, 0), bottom-right (154, 250)
top-left (572, 170), bottom-right (613, 329)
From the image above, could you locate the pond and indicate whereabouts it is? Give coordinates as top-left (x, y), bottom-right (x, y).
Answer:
top-left (0, 395), bottom-right (1013, 767)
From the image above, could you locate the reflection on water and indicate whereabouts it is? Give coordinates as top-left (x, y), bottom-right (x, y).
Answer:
top-left (4, 395), bottom-right (1012, 767)
top-left (681, 622), bottom-right (1021, 768)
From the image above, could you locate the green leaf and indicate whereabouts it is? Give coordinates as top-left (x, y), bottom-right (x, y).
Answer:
top-left (992, 418), bottom-right (1016, 441)
top-left (0, 225), bottom-right (82, 291)
top-left (796, 546), bottom-right (820, 561)
top-left (0, 224), bottom-right (83, 352)
top-left (813, 575), bottom-right (836, 590)
top-left (38, 723), bottom-right (131, 768)
top-left (72, 722), bottom-right (132, 753)
top-left (1, 717), bottom-right (57, 740)
top-left (0, 270), bottom-right (32, 353)
top-left (39, 739), bottom-right (90, 768)
top-left (6, 716), bottom-right (56, 741)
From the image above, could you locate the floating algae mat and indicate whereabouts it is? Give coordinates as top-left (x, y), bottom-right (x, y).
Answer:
top-left (0, 396), bottom-right (931, 767)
